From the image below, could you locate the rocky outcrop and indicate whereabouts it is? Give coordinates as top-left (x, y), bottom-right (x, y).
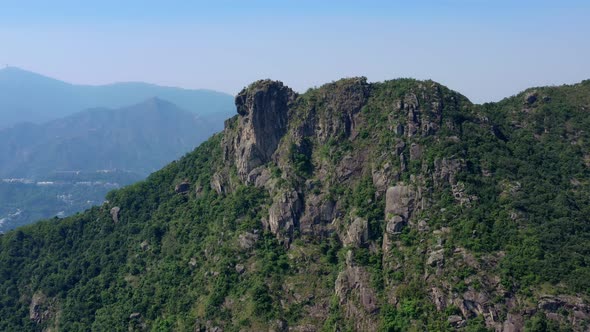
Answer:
top-left (299, 194), bottom-right (337, 236)
top-left (426, 249), bottom-right (445, 266)
top-left (502, 313), bottom-right (524, 332)
top-left (372, 162), bottom-right (393, 195)
top-left (524, 91), bottom-right (538, 105)
top-left (536, 295), bottom-right (590, 328)
top-left (431, 287), bottom-right (447, 311)
top-left (315, 78), bottom-right (370, 143)
top-left (224, 80), bottom-right (296, 182)
top-left (384, 184), bottom-right (416, 235)
top-left (448, 315), bottom-right (465, 328)
top-left (175, 180), bottom-right (190, 194)
top-left (342, 217), bottom-right (369, 247)
top-left (336, 152), bottom-right (368, 182)
top-left (237, 231), bottom-right (259, 250)
top-left (409, 143), bottom-right (423, 161)
top-left (110, 206), bottom-right (120, 223)
top-left (335, 251), bottom-right (379, 330)
top-left (29, 291), bottom-right (58, 326)
top-left (268, 190), bottom-right (302, 243)
top-left (433, 158), bottom-right (464, 186)
top-left (210, 172), bottom-right (229, 195)
top-left (395, 84), bottom-right (445, 138)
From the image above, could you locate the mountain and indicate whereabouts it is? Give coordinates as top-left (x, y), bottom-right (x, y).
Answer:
top-left (0, 98), bottom-right (227, 231)
top-left (0, 66), bottom-right (234, 127)
top-left (0, 97), bottom-right (219, 178)
top-left (1, 78), bottom-right (590, 331)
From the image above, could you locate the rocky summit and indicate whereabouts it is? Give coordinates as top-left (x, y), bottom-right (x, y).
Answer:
top-left (1, 77), bottom-right (590, 331)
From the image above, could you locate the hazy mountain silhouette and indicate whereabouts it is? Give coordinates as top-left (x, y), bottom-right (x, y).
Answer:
top-left (0, 66), bottom-right (234, 127)
top-left (0, 97), bottom-right (219, 178)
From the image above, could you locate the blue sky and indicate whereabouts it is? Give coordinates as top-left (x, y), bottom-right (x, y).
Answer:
top-left (1, 0), bottom-right (589, 102)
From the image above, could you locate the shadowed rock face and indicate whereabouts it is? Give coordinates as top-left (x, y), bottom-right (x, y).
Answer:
top-left (230, 80), bottom-right (297, 181)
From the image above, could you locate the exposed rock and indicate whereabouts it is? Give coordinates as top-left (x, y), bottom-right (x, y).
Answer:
top-left (252, 167), bottom-right (272, 189)
top-left (463, 290), bottom-right (488, 314)
top-left (289, 325), bottom-right (316, 332)
top-left (431, 287), bottom-right (446, 311)
top-left (385, 215), bottom-right (405, 235)
top-left (268, 190), bottom-right (302, 241)
top-left (427, 249), bottom-right (444, 266)
top-left (335, 265), bottom-right (379, 316)
top-left (433, 158), bottom-right (464, 186)
top-left (502, 313), bottom-right (524, 332)
top-left (524, 91), bottom-right (538, 105)
top-left (238, 232), bottom-right (259, 250)
top-left (455, 298), bottom-right (475, 318)
top-left (384, 184), bottom-right (415, 234)
top-left (227, 80), bottom-right (296, 181)
top-left (336, 151), bottom-right (367, 181)
top-left (538, 294), bottom-right (590, 318)
top-left (448, 315), bottom-right (465, 327)
top-left (189, 257), bottom-right (197, 267)
top-left (406, 102), bottom-right (420, 137)
top-left (417, 219), bottom-right (430, 232)
top-left (175, 181), bottom-right (190, 194)
top-left (395, 123), bottom-right (404, 135)
top-left (342, 217), bottom-right (369, 247)
top-left (210, 172), bottom-right (227, 195)
top-left (235, 264), bottom-right (245, 274)
top-left (409, 143), bottom-right (423, 161)
top-left (140, 240), bottom-right (149, 251)
top-left (315, 77), bottom-right (370, 143)
top-left (452, 182), bottom-right (475, 206)
top-left (395, 140), bottom-right (406, 156)
top-left (385, 184), bottom-right (415, 219)
top-left (110, 206), bottom-right (120, 223)
top-left (269, 319), bottom-right (288, 332)
top-left (299, 194), bottom-right (337, 236)
top-left (372, 162), bottom-right (391, 194)
top-left (399, 153), bottom-right (407, 172)
top-left (29, 292), bottom-right (52, 324)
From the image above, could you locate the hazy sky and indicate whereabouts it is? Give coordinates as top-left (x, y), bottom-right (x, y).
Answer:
top-left (1, 0), bottom-right (589, 103)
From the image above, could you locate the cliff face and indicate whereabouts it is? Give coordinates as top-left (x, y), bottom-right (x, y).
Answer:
top-left (1, 78), bottom-right (590, 331)
top-left (210, 78), bottom-right (590, 330)
top-left (225, 80), bottom-right (297, 182)
top-left (218, 78), bottom-right (459, 244)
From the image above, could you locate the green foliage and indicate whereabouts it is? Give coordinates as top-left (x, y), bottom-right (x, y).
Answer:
top-left (1, 79), bottom-right (590, 330)
top-left (289, 138), bottom-right (314, 177)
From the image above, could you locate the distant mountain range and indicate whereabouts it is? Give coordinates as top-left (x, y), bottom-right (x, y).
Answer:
top-left (0, 66), bottom-right (234, 127)
top-left (0, 97), bottom-right (225, 178)
top-left (0, 68), bottom-right (236, 231)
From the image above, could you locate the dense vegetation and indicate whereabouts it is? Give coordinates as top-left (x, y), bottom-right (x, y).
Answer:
top-left (1, 78), bottom-right (589, 331)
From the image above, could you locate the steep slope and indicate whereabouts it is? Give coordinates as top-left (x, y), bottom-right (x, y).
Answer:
top-left (0, 98), bottom-right (224, 231)
top-left (0, 67), bottom-right (233, 127)
top-left (1, 78), bottom-right (590, 331)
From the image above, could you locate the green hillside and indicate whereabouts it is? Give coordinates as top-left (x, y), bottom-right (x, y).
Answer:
top-left (1, 78), bottom-right (590, 331)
